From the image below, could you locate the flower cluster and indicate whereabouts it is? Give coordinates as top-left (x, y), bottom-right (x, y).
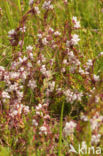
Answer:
top-left (72, 16), bottom-right (81, 29)
top-left (63, 121), bottom-right (77, 136)
top-left (42, 1), bottom-right (53, 10)
top-left (64, 89), bottom-right (83, 103)
top-left (80, 112), bottom-right (103, 145)
top-left (1, 0), bottom-right (103, 155)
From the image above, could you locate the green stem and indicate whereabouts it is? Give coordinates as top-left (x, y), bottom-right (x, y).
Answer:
top-left (3, 0), bottom-right (14, 28)
top-left (58, 102), bottom-right (64, 156)
top-left (17, 0), bottom-right (21, 12)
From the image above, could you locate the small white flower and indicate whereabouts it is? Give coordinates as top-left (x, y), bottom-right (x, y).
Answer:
top-left (0, 66), bottom-right (5, 71)
top-left (21, 71), bottom-right (28, 79)
top-left (29, 53), bottom-right (33, 60)
top-left (34, 6), bottom-right (40, 15)
top-left (64, 89), bottom-right (82, 103)
top-left (29, 0), bottom-right (34, 6)
top-left (63, 59), bottom-right (68, 64)
top-left (32, 119), bottom-right (38, 126)
top-left (72, 94), bottom-right (77, 101)
top-left (95, 96), bottom-right (100, 103)
top-left (44, 115), bottom-right (50, 119)
top-left (42, 38), bottom-right (48, 45)
top-left (61, 68), bottom-right (66, 73)
top-left (63, 121), bottom-right (77, 136)
top-left (42, 1), bottom-right (53, 10)
top-left (48, 81), bottom-right (55, 92)
top-left (99, 52), bottom-right (103, 56)
top-left (79, 67), bottom-right (85, 74)
top-left (8, 83), bottom-right (18, 91)
top-left (56, 88), bottom-right (62, 94)
top-left (41, 54), bottom-right (46, 62)
top-left (80, 114), bottom-right (88, 121)
top-left (49, 27), bottom-right (54, 33)
top-left (72, 16), bottom-right (77, 22)
top-left (66, 40), bottom-right (71, 47)
top-left (64, 0), bottom-right (68, 3)
top-left (91, 134), bottom-right (101, 144)
top-left (36, 111), bottom-right (43, 116)
top-left (19, 40), bottom-right (23, 46)
top-left (40, 65), bottom-right (46, 74)
top-left (8, 29), bottom-right (15, 37)
top-left (90, 119), bottom-right (98, 130)
top-left (38, 104), bottom-right (42, 108)
top-left (37, 60), bottom-right (41, 65)
top-left (36, 111), bottom-right (40, 116)
top-left (2, 91), bottom-right (10, 99)
top-left (28, 79), bottom-right (37, 90)
top-left (40, 126), bottom-right (47, 135)
top-left (9, 72), bottom-right (20, 79)
top-left (19, 26), bottom-right (26, 33)
top-left (93, 74), bottom-right (99, 82)
top-left (74, 21), bottom-right (80, 29)
top-left (20, 67), bottom-right (24, 71)
top-left (27, 62), bottom-right (32, 68)
top-left (37, 33), bottom-right (42, 39)
top-left (81, 141), bottom-right (87, 149)
top-left (16, 91), bottom-right (23, 99)
top-left (36, 104), bottom-right (42, 110)
top-left (26, 45), bottom-right (33, 51)
top-left (23, 105), bottom-right (30, 113)
top-left (72, 16), bottom-right (80, 29)
top-left (71, 34), bottom-right (80, 45)
top-left (10, 110), bottom-right (18, 117)
top-left (68, 51), bottom-right (74, 58)
top-left (54, 31), bottom-right (61, 36)
top-left (86, 59), bottom-right (93, 66)
top-left (19, 56), bottom-right (27, 63)
top-left (45, 70), bottom-right (52, 78)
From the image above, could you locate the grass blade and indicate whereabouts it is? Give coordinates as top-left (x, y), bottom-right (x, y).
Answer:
top-left (17, 0), bottom-right (21, 12)
top-left (3, 0), bottom-right (14, 28)
top-left (58, 102), bottom-right (64, 156)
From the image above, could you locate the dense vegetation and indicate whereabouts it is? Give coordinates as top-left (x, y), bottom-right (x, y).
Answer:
top-left (0, 0), bottom-right (103, 155)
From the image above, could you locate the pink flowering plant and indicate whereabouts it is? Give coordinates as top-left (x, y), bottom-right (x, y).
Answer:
top-left (0, 0), bottom-right (103, 155)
